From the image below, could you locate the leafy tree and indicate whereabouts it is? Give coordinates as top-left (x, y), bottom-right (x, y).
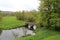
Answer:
top-left (39, 0), bottom-right (60, 29)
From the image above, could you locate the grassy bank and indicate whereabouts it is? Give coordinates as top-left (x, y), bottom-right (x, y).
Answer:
top-left (0, 16), bottom-right (25, 29)
top-left (16, 28), bottom-right (60, 40)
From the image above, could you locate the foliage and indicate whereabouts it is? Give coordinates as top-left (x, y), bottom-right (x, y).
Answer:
top-left (0, 11), bottom-right (3, 21)
top-left (15, 11), bottom-right (24, 20)
top-left (15, 10), bottom-right (39, 22)
top-left (39, 0), bottom-right (60, 29)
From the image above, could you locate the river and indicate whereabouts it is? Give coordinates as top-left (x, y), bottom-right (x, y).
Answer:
top-left (0, 27), bottom-right (35, 40)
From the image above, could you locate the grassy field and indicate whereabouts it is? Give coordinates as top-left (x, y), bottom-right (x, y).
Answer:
top-left (0, 16), bottom-right (25, 29)
top-left (16, 28), bottom-right (60, 40)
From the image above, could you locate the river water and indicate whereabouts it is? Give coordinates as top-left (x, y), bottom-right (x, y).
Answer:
top-left (0, 27), bottom-right (35, 40)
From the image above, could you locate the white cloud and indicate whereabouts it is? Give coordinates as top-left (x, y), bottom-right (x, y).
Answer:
top-left (0, 0), bottom-right (39, 12)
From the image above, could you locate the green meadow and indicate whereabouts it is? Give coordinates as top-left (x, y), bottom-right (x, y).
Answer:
top-left (0, 16), bottom-right (25, 30)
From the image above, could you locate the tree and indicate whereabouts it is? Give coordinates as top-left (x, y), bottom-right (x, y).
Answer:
top-left (39, 0), bottom-right (60, 29)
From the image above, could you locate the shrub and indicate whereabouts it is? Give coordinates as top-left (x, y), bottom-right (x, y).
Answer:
top-left (50, 18), bottom-right (60, 29)
top-left (15, 11), bottom-right (38, 22)
top-left (0, 12), bottom-right (3, 21)
top-left (27, 16), bottom-right (35, 22)
top-left (15, 11), bottom-right (24, 20)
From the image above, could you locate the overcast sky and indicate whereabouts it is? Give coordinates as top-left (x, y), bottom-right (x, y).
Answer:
top-left (0, 0), bottom-right (40, 12)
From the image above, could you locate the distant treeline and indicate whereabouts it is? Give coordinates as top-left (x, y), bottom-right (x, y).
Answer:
top-left (1, 11), bottom-right (15, 16)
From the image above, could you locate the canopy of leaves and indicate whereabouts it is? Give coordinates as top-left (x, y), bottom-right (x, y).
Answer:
top-left (39, 0), bottom-right (60, 29)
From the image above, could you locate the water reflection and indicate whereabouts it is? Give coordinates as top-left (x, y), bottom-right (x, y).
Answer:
top-left (0, 28), bottom-right (2, 35)
top-left (0, 27), bottom-right (35, 40)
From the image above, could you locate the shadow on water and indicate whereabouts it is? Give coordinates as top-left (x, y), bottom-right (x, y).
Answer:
top-left (0, 27), bottom-right (35, 40)
top-left (0, 28), bottom-right (2, 35)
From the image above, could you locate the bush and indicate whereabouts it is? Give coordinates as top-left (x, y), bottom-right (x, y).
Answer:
top-left (15, 11), bottom-right (24, 20)
top-left (49, 18), bottom-right (60, 30)
top-left (27, 16), bottom-right (35, 22)
top-left (0, 12), bottom-right (3, 21)
top-left (15, 11), bottom-right (38, 22)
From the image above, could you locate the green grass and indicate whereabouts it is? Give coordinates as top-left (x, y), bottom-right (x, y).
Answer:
top-left (16, 28), bottom-right (60, 40)
top-left (0, 16), bottom-right (25, 29)
top-left (43, 34), bottom-right (60, 40)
